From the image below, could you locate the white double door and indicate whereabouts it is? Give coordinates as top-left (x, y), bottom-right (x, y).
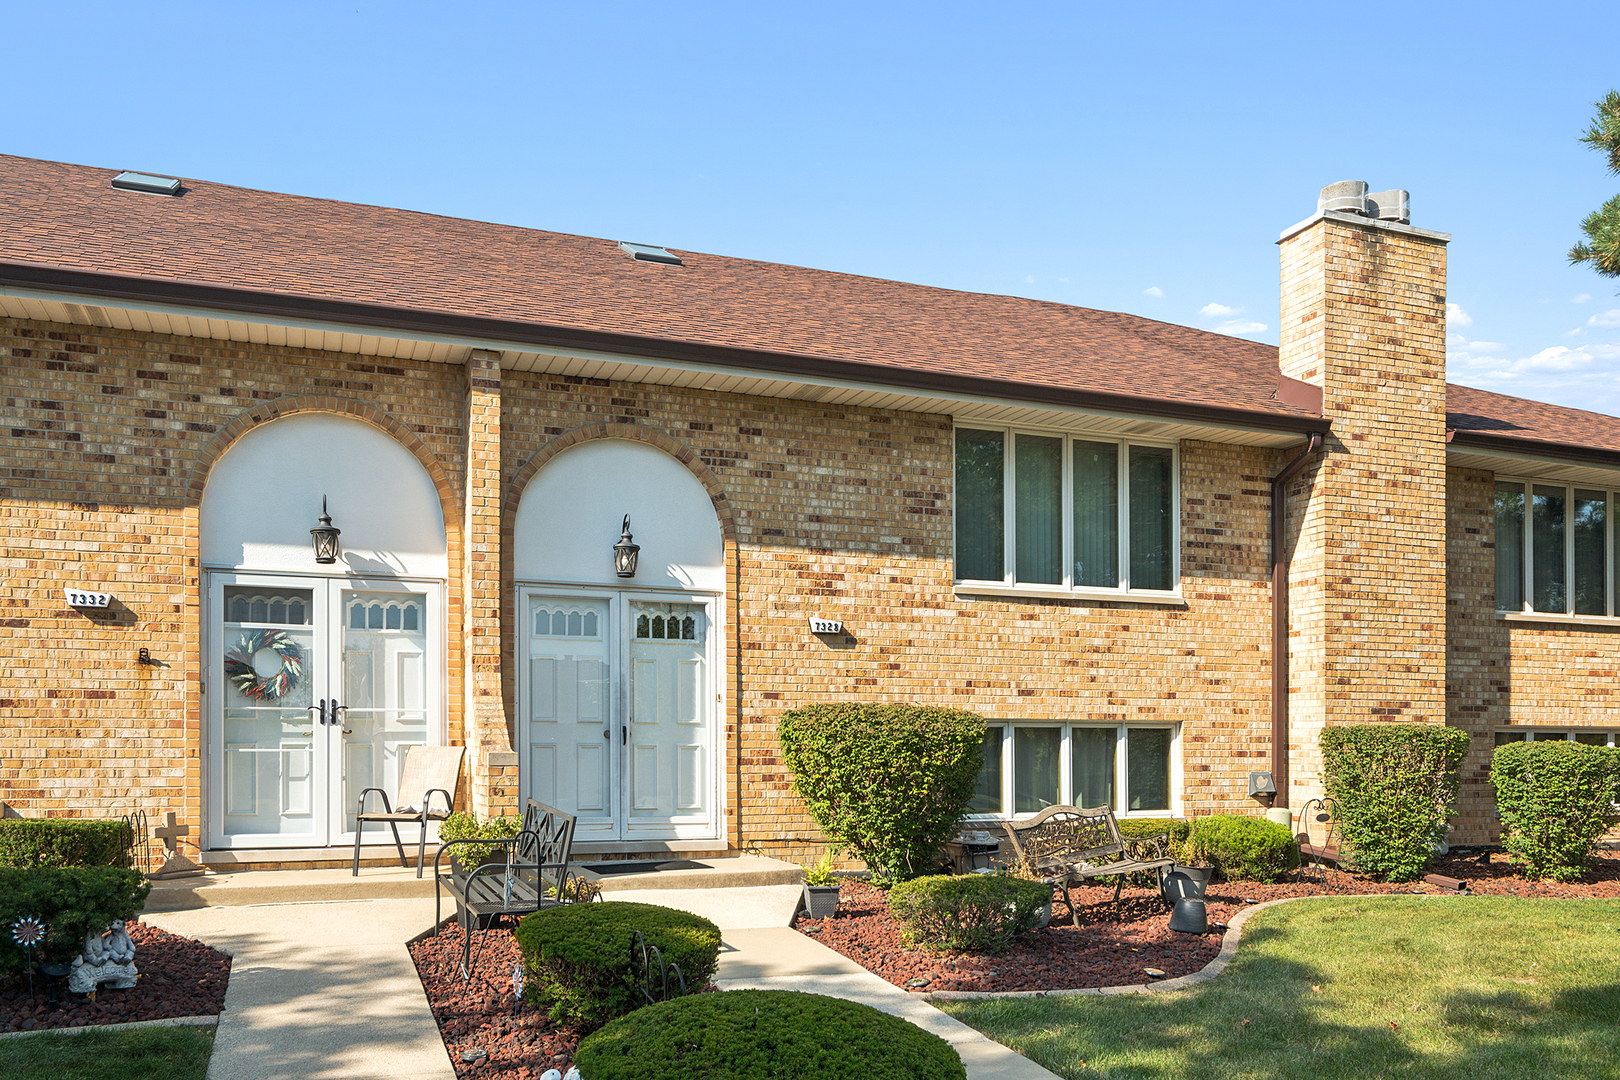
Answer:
top-left (205, 573), bottom-right (441, 849)
top-left (522, 589), bottom-right (719, 843)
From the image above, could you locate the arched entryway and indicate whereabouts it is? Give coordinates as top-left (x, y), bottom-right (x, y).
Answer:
top-left (199, 412), bottom-right (449, 850)
top-left (513, 437), bottom-right (725, 845)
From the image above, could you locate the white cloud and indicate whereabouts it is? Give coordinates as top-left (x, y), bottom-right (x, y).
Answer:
top-left (1023, 274), bottom-right (1036, 284)
top-left (1143, 286), bottom-right (1164, 298)
top-left (1586, 309), bottom-right (1620, 328)
top-left (1573, 293), bottom-right (1592, 304)
top-left (1215, 319), bottom-right (1268, 336)
top-left (1200, 302), bottom-right (1238, 318)
top-left (1446, 303), bottom-right (1472, 328)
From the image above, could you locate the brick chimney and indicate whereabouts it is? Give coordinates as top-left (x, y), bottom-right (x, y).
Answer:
top-left (1276, 182), bottom-right (1452, 809)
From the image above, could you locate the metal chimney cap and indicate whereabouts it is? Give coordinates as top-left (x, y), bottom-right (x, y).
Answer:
top-left (1366, 189), bottom-right (1410, 224)
top-left (1318, 180), bottom-right (1369, 216)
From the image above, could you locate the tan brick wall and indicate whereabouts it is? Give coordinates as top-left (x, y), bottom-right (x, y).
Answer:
top-left (1278, 215), bottom-right (1450, 810)
top-left (461, 351), bottom-right (511, 819)
top-left (1446, 465), bottom-right (1620, 843)
top-left (2, 313), bottom-right (1310, 860)
top-left (0, 316), bottom-right (468, 830)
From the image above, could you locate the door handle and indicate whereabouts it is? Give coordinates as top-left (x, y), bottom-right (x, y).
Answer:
top-left (622, 725), bottom-right (628, 744)
top-left (307, 701), bottom-right (327, 725)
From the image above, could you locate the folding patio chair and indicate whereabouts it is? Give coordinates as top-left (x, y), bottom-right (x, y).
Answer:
top-left (351, 745), bottom-right (465, 877)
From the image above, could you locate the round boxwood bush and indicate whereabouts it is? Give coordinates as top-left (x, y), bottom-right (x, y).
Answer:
top-left (1491, 740), bottom-right (1620, 882)
top-left (887, 873), bottom-right (1051, 953)
top-left (574, 989), bottom-right (966, 1080)
top-left (777, 703), bottom-right (986, 882)
top-left (514, 901), bottom-right (720, 1026)
top-left (1186, 815), bottom-right (1299, 882)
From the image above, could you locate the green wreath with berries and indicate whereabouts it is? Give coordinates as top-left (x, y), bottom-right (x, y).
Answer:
top-left (223, 629), bottom-right (305, 701)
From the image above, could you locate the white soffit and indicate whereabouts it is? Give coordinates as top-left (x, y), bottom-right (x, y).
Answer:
top-left (1449, 446), bottom-right (1620, 487)
top-left (1, 285), bottom-right (1310, 449)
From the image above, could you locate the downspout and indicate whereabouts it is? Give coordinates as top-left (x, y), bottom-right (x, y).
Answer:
top-left (1271, 432), bottom-right (1323, 810)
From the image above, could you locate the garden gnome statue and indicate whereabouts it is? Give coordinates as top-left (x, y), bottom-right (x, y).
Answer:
top-left (68, 920), bottom-right (139, 993)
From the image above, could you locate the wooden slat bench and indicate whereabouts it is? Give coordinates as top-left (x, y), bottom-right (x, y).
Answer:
top-left (433, 798), bottom-right (586, 977)
top-left (1000, 805), bottom-right (1176, 927)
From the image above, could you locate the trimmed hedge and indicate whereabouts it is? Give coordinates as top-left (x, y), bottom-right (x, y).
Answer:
top-left (1491, 741), bottom-right (1620, 882)
top-left (0, 818), bottom-right (132, 869)
top-left (1186, 815), bottom-right (1299, 882)
top-left (0, 867), bottom-right (150, 972)
top-left (777, 703), bottom-right (985, 882)
top-left (574, 989), bottom-right (966, 1080)
top-left (515, 902), bottom-right (720, 1027)
top-left (1322, 724), bottom-right (1471, 882)
top-left (887, 874), bottom-right (1051, 953)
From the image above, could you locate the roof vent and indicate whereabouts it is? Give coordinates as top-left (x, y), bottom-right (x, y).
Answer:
top-left (111, 171), bottom-right (182, 196)
top-left (618, 241), bottom-right (682, 266)
top-left (1317, 180), bottom-right (1369, 216)
top-left (1366, 189), bottom-right (1410, 224)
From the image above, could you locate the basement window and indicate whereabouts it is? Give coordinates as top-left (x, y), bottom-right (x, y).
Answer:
top-left (967, 722), bottom-right (1180, 818)
top-left (618, 241), bottom-right (682, 266)
top-left (111, 171), bottom-right (183, 196)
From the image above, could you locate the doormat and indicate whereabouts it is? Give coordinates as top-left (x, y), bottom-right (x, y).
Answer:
top-left (583, 860), bottom-right (707, 875)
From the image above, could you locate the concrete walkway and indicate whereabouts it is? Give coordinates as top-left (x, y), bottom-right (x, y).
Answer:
top-left (146, 885), bottom-right (1063, 1080)
top-left (144, 898), bottom-right (454, 1080)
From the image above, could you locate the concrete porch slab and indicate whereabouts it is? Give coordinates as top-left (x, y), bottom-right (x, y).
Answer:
top-left (582, 855), bottom-right (803, 891)
top-left (603, 884), bottom-right (804, 930)
top-left (143, 866), bottom-right (437, 912)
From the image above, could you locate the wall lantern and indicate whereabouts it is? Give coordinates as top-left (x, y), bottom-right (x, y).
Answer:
top-left (1248, 770), bottom-right (1277, 803)
top-left (613, 515), bottom-right (640, 578)
top-left (310, 497), bottom-right (342, 565)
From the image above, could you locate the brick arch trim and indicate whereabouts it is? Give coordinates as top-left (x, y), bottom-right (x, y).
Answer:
top-left (506, 423), bottom-right (736, 540)
top-left (184, 395), bottom-right (460, 525)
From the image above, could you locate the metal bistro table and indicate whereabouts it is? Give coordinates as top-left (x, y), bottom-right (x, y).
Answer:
top-left (946, 830), bottom-right (1004, 873)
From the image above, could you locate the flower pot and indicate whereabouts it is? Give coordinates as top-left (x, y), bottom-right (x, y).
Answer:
top-left (802, 883), bottom-right (841, 919)
top-left (1160, 863), bottom-right (1211, 905)
top-left (1034, 902), bottom-right (1052, 929)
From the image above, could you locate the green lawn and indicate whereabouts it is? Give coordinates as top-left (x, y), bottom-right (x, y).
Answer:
top-left (939, 897), bottom-right (1620, 1080)
top-left (0, 1025), bottom-right (213, 1080)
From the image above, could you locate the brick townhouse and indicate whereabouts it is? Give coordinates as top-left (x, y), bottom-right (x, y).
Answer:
top-left (1, 157), bottom-right (1615, 867)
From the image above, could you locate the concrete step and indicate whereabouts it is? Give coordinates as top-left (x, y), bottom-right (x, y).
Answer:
top-left (582, 856), bottom-right (803, 892)
top-left (143, 866), bottom-right (437, 912)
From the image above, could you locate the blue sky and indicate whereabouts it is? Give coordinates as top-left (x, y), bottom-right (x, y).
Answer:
top-left (10, 3), bottom-right (1620, 413)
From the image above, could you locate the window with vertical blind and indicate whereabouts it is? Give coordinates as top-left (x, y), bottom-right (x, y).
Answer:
top-left (967, 723), bottom-right (1178, 818)
top-left (954, 427), bottom-right (1178, 595)
top-left (1495, 478), bottom-right (1615, 617)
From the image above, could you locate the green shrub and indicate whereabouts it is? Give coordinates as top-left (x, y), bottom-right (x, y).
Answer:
top-left (0, 818), bottom-right (132, 869)
top-left (575, 989), bottom-right (965, 1080)
top-left (1115, 818), bottom-right (1192, 884)
top-left (1321, 724), bottom-right (1471, 881)
top-left (1491, 741), bottom-right (1620, 882)
top-left (515, 901), bottom-right (721, 1027)
top-left (436, 811), bottom-right (520, 869)
top-left (0, 867), bottom-right (150, 972)
top-left (887, 874), bottom-right (1051, 953)
top-left (777, 703), bottom-right (986, 882)
top-left (1186, 815), bottom-right (1299, 883)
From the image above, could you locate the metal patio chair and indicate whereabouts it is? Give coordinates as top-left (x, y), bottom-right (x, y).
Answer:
top-left (351, 744), bottom-right (465, 877)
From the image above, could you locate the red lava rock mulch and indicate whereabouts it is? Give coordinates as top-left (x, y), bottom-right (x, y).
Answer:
top-left (0, 918), bottom-right (231, 1033)
top-left (797, 849), bottom-right (1620, 995)
top-left (409, 920), bottom-right (587, 1080)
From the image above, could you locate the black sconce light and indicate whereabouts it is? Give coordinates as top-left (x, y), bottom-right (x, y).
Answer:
top-left (310, 497), bottom-right (341, 565)
top-left (613, 515), bottom-right (640, 578)
top-left (1248, 770), bottom-right (1277, 806)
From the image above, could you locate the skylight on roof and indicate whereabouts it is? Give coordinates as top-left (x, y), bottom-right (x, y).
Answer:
top-left (618, 241), bottom-right (682, 266)
top-left (111, 171), bottom-right (182, 196)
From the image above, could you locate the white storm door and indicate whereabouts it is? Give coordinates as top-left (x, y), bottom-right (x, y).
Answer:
top-left (526, 596), bottom-right (615, 842)
top-left (333, 583), bottom-right (439, 847)
top-left (626, 600), bottom-right (715, 841)
top-left (208, 575), bottom-right (331, 848)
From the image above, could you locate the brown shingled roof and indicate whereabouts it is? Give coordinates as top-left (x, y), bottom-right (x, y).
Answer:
top-left (1446, 383), bottom-right (1620, 464)
top-left (0, 154), bottom-right (1311, 424)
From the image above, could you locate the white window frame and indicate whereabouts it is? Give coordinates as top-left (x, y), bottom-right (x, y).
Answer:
top-left (1494, 729), bottom-right (1618, 747)
top-left (1494, 477), bottom-right (1615, 619)
top-left (966, 722), bottom-right (1182, 820)
top-left (953, 426), bottom-right (1181, 601)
